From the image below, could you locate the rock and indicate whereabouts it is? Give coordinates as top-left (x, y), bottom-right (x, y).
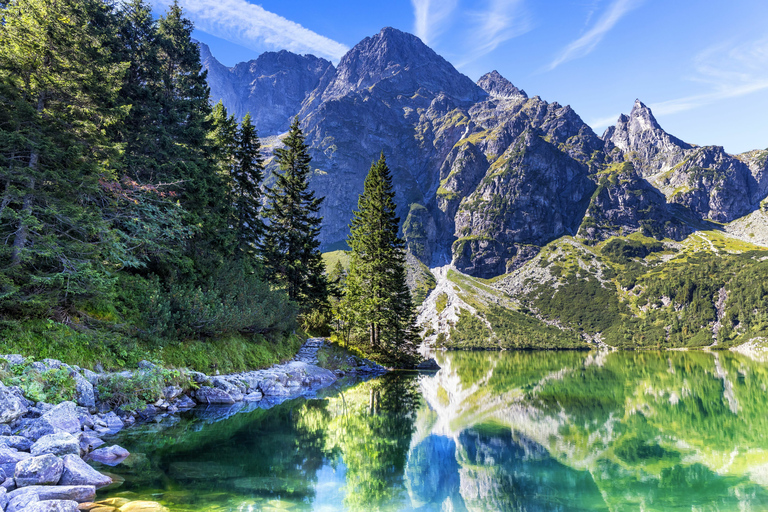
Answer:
top-left (193, 387), bottom-right (235, 405)
top-left (0, 448), bottom-right (31, 476)
top-left (0, 486), bottom-right (7, 511)
top-left (77, 410), bottom-right (94, 430)
top-left (95, 498), bottom-right (129, 508)
top-left (3, 476), bottom-right (16, 491)
top-left (0, 385), bottom-right (28, 424)
top-left (416, 358), bottom-right (441, 371)
top-left (136, 361), bottom-right (155, 370)
top-left (79, 370), bottom-right (99, 386)
top-left (31, 433), bottom-right (80, 457)
top-left (15, 418), bottom-right (56, 442)
top-left (117, 501), bottom-right (168, 512)
top-left (175, 396), bottom-right (195, 409)
top-left (8, 485), bottom-right (95, 503)
top-left (101, 413), bottom-right (123, 434)
top-left (72, 374), bottom-right (95, 409)
top-left (41, 403), bottom-right (80, 435)
top-left (7, 490), bottom-right (37, 512)
top-left (0, 424), bottom-right (12, 436)
top-left (41, 359), bottom-right (62, 370)
top-left (135, 405), bottom-right (157, 420)
top-left (0, 436), bottom-right (32, 452)
top-left (242, 391), bottom-right (263, 402)
top-left (87, 446), bottom-right (128, 465)
top-left (21, 500), bottom-right (79, 512)
top-left (58, 455), bottom-right (111, 488)
top-left (161, 386), bottom-right (182, 401)
top-left (14, 454), bottom-right (63, 487)
top-left (78, 433), bottom-right (104, 454)
top-left (211, 378), bottom-right (243, 401)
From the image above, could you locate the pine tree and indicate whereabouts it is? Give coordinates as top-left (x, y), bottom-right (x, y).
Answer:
top-left (232, 113), bottom-right (265, 259)
top-left (262, 117), bottom-right (328, 310)
top-left (340, 153), bottom-right (418, 362)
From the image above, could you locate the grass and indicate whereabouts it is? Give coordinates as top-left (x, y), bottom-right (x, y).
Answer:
top-left (322, 250), bottom-right (351, 272)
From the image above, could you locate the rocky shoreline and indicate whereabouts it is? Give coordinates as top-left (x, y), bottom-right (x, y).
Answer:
top-left (0, 338), bottom-right (386, 512)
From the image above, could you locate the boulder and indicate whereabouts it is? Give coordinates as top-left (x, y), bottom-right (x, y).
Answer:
top-left (416, 358), bottom-right (441, 371)
top-left (211, 378), bottom-right (244, 401)
top-left (72, 374), bottom-right (95, 409)
top-left (161, 386), bottom-right (182, 401)
top-left (0, 486), bottom-right (7, 511)
top-left (14, 454), bottom-right (63, 487)
top-left (8, 485), bottom-right (95, 503)
top-left (117, 501), bottom-right (168, 512)
top-left (41, 403), bottom-right (80, 434)
top-left (0, 448), bottom-right (32, 476)
top-left (87, 446), bottom-right (129, 465)
top-left (31, 433), bottom-right (79, 457)
top-left (58, 455), bottom-right (111, 488)
top-left (175, 396), bottom-right (195, 409)
top-left (78, 433), bottom-right (104, 454)
top-left (7, 491), bottom-right (37, 512)
top-left (136, 361), bottom-right (155, 370)
top-left (0, 436), bottom-right (32, 452)
top-left (194, 387), bottom-right (235, 405)
top-left (0, 424), bottom-right (12, 436)
top-left (0, 385), bottom-right (28, 424)
top-left (2, 476), bottom-right (16, 491)
top-left (0, 355), bottom-right (25, 366)
top-left (21, 499), bottom-right (79, 512)
top-left (15, 418), bottom-right (57, 442)
top-left (80, 370), bottom-right (99, 386)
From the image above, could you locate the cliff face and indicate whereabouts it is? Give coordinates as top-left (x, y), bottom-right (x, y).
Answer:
top-left (201, 29), bottom-right (768, 277)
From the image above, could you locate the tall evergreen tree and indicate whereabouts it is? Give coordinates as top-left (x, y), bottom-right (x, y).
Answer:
top-left (340, 153), bottom-right (418, 362)
top-left (232, 112), bottom-right (265, 259)
top-left (0, 0), bottom-right (127, 310)
top-left (262, 117), bottom-right (327, 310)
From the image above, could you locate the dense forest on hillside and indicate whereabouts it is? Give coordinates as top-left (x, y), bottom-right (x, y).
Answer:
top-left (0, 0), bottom-right (330, 371)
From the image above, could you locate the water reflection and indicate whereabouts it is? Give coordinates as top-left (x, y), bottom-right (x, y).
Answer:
top-left (100, 351), bottom-right (768, 511)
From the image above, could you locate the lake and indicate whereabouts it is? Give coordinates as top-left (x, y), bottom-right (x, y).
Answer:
top-left (94, 350), bottom-right (768, 511)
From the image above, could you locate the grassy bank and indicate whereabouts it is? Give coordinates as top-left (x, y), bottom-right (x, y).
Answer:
top-left (0, 319), bottom-right (303, 374)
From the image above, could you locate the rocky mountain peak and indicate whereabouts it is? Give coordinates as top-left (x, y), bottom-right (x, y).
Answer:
top-left (477, 71), bottom-right (527, 100)
top-left (322, 27), bottom-right (485, 103)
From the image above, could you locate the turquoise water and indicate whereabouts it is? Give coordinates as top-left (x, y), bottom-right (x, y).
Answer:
top-left (95, 350), bottom-right (768, 511)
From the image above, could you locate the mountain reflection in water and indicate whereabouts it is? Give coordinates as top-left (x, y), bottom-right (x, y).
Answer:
top-left (98, 350), bottom-right (768, 511)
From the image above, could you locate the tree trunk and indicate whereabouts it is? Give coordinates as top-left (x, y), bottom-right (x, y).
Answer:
top-left (11, 93), bottom-right (44, 266)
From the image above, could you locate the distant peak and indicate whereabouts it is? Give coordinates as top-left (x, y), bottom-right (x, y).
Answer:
top-left (477, 70), bottom-right (527, 100)
top-left (629, 99), bottom-right (662, 131)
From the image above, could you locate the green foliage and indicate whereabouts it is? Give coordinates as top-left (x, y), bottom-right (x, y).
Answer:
top-left (435, 292), bottom-right (448, 314)
top-left (601, 238), bottom-right (663, 265)
top-left (533, 277), bottom-right (627, 333)
top-left (97, 366), bottom-right (195, 412)
top-left (0, 358), bottom-right (77, 403)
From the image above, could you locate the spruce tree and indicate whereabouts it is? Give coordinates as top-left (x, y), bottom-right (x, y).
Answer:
top-left (262, 117), bottom-right (328, 310)
top-left (340, 153), bottom-right (418, 362)
top-left (0, 0), bottom-right (127, 309)
top-left (232, 113), bottom-right (265, 259)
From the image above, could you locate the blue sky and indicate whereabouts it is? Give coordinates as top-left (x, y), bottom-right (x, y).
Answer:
top-left (151, 0), bottom-right (768, 154)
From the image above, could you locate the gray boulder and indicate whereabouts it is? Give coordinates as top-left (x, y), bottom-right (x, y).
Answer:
top-left (72, 373), bottom-right (95, 409)
top-left (7, 485), bottom-right (95, 503)
top-left (87, 445), bottom-right (129, 465)
top-left (19, 500), bottom-right (78, 512)
top-left (58, 454), bottom-right (111, 488)
top-left (194, 387), bottom-right (235, 405)
top-left (0, 436), bottom-right (32, 452)
top-left (30, 433), bottom-right (79, 457)
top-left (40, 403), bottom-right (80, 434)
top-left (14, 418), bottom-right (56, 442)
top-left (162, 385), bottom-right (183, 401)
top-left (0, 424), bottom-right (12, 436)
top-left (2, 476), bottom-right (15, 491)
top-left (7, 490), bottom-right (37, 512)
top-left (0, 355), bottom-right (25, 366)
top-left (211, 378), bottom-right (244, 401)
top-left (0, 486), bottom-right (6, 511)
top-left (78, 433), bottom-right (104, 454)
top-left (0, 448), bottom-right (31, 476)
top-left (79, 369), bottom-right (99, 386)
top-left (14, 454), bottom-right (63, 487)
top-left (0, 385), bottom-right (28, 424)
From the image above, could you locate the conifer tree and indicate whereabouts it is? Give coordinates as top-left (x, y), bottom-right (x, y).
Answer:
top-left (232, 113), bottom-right (265, 259)
top-left (262, 117), bottom-right (328, 310)
top-left (340, 153), bottom-right (418, 362)
top-left (0, 0), bottom-right (127, 309)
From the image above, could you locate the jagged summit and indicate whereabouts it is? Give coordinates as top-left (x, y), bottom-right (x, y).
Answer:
top-left (321, 27), bottom-right (485, 103)
top-left (477, 71), bottom-right (527, 100)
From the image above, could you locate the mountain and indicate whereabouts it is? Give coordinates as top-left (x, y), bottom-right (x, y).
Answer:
top-left (201, 28), bottom-right (768, 350)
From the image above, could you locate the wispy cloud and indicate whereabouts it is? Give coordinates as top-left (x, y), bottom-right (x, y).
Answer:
top-left (548, 0), bottom-right (643, 70)
top-left (589, 112), bottom-right (623, 130)
top-left (151, 0), bottom-right (349, 62)
top-left (469, 0), bottom-right (531, 56)
top-left (649, 37), bottom-right (768, 116)
top-left (410, 0), bottom-right (458, 46)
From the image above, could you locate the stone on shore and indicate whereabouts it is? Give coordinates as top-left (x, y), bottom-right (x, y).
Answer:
top-left (193, 387), bottom-right (234, 405)
top-left (87, 446), bottom-right (129, 465)
top-left (59, 455), bottom-right (112, 488)
top-left (0, 436), bottom-right (33, 452)
top-left (31, 433), bottom-right (80, 457)
top-left (22, 499), bottom-right (79, 512)
top-left (416, 358), bottom-right (441, 371)
top-left (14, 454), bottom-right (63, 487)
top-left (7, 490), bottom-right (38, 512)
top-left (72, 374), bottom-right (96, 409)
top-left (8, 484), bottom-right (95, 503)
top-left (0, 448), bottom-right (32, 477)
top-left (0, 385), bottom-right (28, 424)
top-left (41, 403), bottom-right (81, 435)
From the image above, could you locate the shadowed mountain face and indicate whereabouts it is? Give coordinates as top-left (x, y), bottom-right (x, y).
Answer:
top-left (202, 28), bottom-right (768, 277)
